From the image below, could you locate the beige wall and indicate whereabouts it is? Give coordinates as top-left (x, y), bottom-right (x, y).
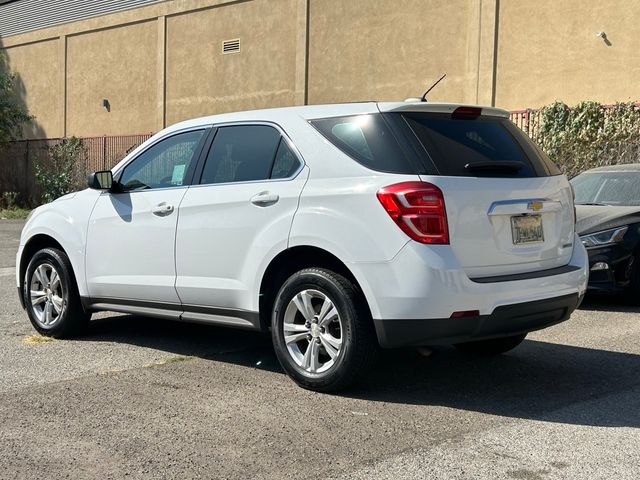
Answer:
top-left (2, 39), bottom-right (62, 138)
top-left (0, 0), bottom-right (638, 138)
top-left (166, 0), bottom-right (302, 125)
top-left (496, 0), bottom-right (640, 110)
top-left (307, 0), bottom-right (483, 105)
top-left (66, 20), bottom-right (158, 136)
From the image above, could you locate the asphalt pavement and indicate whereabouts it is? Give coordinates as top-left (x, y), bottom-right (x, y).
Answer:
top-left (1, 219), bottom-right (639, 479)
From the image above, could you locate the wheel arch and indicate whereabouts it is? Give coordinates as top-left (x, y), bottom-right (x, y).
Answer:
top-left (258, 246), bottom-right (373, 329)
top-left (19, 234), bottom-right (68, 301)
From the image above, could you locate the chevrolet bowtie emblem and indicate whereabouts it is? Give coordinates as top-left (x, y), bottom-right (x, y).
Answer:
top-left (528, 201), bottom-right (543, 211)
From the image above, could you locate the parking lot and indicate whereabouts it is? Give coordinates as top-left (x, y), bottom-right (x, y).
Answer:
top-left (1, 218), bottom-right (639, 479)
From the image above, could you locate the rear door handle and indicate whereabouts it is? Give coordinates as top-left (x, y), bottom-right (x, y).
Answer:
top-left (152, 202), bottom-right (174, 216)
top-left (250, 191), bottom-right (279, 207)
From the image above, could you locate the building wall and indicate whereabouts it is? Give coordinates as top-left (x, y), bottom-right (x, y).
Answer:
top-left (165, 0), bottom-right (303, 125)
top-left (2, 38), bottom-right (62, 138)
top-left (0, 0), bottom-right (638, 138)
top-left (66, 20), bottom-right (158, 136)
top-left (307, 0), bottom-right (484, 105)
top-left (496, 0), bottom-right (640, 110)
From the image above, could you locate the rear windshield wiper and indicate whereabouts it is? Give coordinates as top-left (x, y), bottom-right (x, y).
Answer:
top-left (575, 202), bottom-right (609, 206)
top-left (464, 161), bottom-right (524, 173)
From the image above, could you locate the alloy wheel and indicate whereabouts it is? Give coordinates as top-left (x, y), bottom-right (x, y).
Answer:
top-left (282, 289), bottom-right (343, 374)
top-left (30, 263), bottom-right (65, 328)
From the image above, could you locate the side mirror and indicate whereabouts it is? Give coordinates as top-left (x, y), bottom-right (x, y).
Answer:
top-left (88, 170), bottom-right (114, 190)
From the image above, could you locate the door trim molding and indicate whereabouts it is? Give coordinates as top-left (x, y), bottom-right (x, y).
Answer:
top-left (81, 296), bottom-right (261, 330)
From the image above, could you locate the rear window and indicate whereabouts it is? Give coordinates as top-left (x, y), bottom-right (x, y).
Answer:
top-left (309, 114), bottom-right (419, 174)
top-left (402, 112), bottom-right (561, 178)
top-left (310, 112), bottom-right (560, 177)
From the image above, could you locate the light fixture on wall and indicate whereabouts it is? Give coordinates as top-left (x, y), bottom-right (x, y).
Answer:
top-left (596, 31), bottom-right (612, 46)
top-left (102, 98), bottom-right (110, 112)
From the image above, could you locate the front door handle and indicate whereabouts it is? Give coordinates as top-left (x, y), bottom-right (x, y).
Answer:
top-left (152, 202), bottom-right (174, 216)
top-left (250, 191), bottom-right (279, 207)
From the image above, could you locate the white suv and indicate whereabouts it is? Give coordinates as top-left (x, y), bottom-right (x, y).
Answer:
top-left (17, 102), bottom-right (588, 391)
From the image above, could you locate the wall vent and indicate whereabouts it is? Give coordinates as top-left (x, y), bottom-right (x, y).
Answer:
top-left (222, 38), bottom-right (241, 54)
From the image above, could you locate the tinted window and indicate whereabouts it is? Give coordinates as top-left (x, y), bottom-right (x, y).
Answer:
top-left (403, 113), bottom-right (561, 177)
top-left (271, 139), bottom-right (301, 179)
top-left (119, 130), bottom-right (204, 191)
top-left (310, 114), bottom-right (417, 174)
top-left (571, 171), bottom-right (640, 206)
top-left (200, 125), bottom-right (281, 184)
top-left (403, 113), bottom-right (542, 177)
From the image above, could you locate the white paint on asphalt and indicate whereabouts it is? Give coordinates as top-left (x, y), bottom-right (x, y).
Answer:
top-left (0, 267), bottom-right (14, 277)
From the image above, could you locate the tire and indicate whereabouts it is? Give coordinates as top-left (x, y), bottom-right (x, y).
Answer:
top-left (23, 247), bottom-right (90, 338)
top-left (271, 268), bottom-right (378, 392)
top-left (454, 333), bottom-right (527, 356)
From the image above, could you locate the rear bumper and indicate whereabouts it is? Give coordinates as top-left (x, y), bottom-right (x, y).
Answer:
top-left (347, 234), bottom-right (588, 347)
top-left (374, 293), bottom-right (581, 348)
top-left (349, 234), bottom-right (588, 320)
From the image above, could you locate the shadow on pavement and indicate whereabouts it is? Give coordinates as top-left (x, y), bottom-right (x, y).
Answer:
top-left (351, 340), bottom-right (640, 428)
top-left (578, 294), bottom-right (640, 313)
top-left (82, 301), bottom-right (640, 429)
top-left (83, 313), bottom-right (281, 371)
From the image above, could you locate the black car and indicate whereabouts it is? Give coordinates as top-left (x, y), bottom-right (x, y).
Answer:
top-left (571, 164), bottom-right (640, 297)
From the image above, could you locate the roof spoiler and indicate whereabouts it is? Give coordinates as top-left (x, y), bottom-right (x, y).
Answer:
top-left (377, 102), bottom-right (510, 118)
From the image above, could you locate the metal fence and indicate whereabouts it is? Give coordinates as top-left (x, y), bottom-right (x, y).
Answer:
top-left (509, 103), bottom-right (640, 143)
top-left (509, 109), bottom-right (542, 142)
top-left (82, 134), bottom-right (153, 173)
top-left (0, 133), bottom-right (152, 206)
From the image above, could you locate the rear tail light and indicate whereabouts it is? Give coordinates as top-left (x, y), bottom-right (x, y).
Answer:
top-left (377, 181), bottom-right (449, 244)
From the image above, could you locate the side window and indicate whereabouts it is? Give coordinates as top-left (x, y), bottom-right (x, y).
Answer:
top-left (200, 125), bottom-right (281, 185)
top-left (119, 130), bottom-right (205, 191)
top-left (271, 139), bottom-right (301, 179)
top-left (310, 114), bottom-right (417, 174)
top-left (331, 122), bottom-right (374, 161)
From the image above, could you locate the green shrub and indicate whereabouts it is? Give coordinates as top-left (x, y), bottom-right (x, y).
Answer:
top-left (0, 191), bottom-right (18, 209)
top-left (536, 101), bottom-right (640, 178)
top-left (0, 207), bottom-right (31, 219)
top-left (0, 53), bottom-right (32, 148)
top-left (34, 137), bottom-right (86, 204)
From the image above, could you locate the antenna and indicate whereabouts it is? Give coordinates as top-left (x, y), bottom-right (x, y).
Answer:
top-left (420, 73), bottom-right (447, 102)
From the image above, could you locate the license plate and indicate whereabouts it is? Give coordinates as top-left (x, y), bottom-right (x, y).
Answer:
top-left (511, 214), bottom-right (544, 244)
